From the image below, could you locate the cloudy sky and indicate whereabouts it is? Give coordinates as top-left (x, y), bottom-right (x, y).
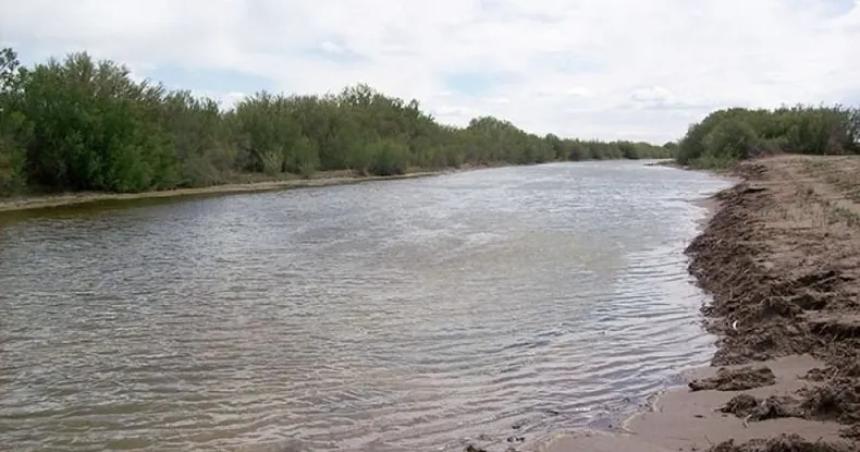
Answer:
top-left (1, 0), bottom-right (858, 143)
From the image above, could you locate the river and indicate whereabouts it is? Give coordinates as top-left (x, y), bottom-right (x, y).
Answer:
top-left (0, 161), bottom-right (730, 451)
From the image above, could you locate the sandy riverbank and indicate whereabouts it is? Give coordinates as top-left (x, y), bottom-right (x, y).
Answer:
top-left (0, 170), bottom-right (446, 213)
top-left (541, 155), bottom-right (860, 451)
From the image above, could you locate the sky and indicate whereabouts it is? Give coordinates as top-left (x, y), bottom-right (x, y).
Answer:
top-left (1, 0), bottom-right (858, 143)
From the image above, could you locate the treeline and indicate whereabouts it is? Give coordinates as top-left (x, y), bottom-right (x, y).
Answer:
top-left (676, 106), bottom-right (860, 167)
top-left (0, 49), bottom-right (671, 195)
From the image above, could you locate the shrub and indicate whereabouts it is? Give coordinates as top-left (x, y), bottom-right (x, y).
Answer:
top-left (619, 142), bottom-right (639, 159)
top-left (368, 139), bottom-right (410, 176)
top-left (0, 111), bottom-right (30, 194)
top-left (0, 47), bottom-right (685, 195)
top-left (285, 136), bottom-right (320, 177)
top-left (677, 106), bottom-right (859, 168)
top-left (702, 118), bottom-right (761, 160)
top-left (16, 53), bottom-right (179, 192)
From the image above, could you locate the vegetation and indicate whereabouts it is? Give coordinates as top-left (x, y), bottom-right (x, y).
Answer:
top-left (676, 106), bottom-right (860, 168)
top-left (0, 48), bottom-right (671, 196)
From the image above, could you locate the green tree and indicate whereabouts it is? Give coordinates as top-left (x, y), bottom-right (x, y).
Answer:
top-left (233, 92), bottom-right (303, 175)
top-left (618, 141), bottom-right (639, 159)
top-left (368, 138), bottom-right (410, 176)
top-left (678, 106), bottom-right (858, 167)
top-left (161, 91), bottom-right (236, 186)
top-left (285, 135), bottom-right (320, 177)
top-left (18, 53), bottom-right (178, 192)
top-left (1, 48), bottom-right (688, 196)
top-left (0, 48), bottom-right (27, 193)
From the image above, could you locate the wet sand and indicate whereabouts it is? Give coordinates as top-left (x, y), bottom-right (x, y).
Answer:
top-left (541, 356), bottom-right (849, 451)
top-left (0, 170), bottom-right (444, 213)
top-left (542, 155), bottom-right (860, 451)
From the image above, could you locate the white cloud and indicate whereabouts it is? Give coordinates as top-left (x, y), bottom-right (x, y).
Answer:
top-left (220, 92), bottom-right (248, 110)
top-left (631, 86), bottom-right (673, 104)
top-left (566, 87), bottom-right (593, 98)
top-left (0, 0), bottom-right (858, 142)
top-left (320, 41), bottom-right (346, 55)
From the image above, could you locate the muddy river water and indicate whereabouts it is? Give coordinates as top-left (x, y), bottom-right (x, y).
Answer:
top-left (0, 161), bottom-right (730, 451)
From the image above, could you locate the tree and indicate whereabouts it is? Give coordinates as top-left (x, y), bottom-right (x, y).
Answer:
top-left (0, 48), bottom-right (20, 91)
top-left (285, 135), bottom-right (320, 177)
top-left (18, 52), bottom-right (178, 192)
top-left (162, 91), bottom-right (236, 186)
top-left (368, 138), bottom-right (410, 176)
top-left (678, 106), bottom-right (859, 167)
top-left (1, 49), bottom-right (680, 196)
top-left (0, 48), bottom-right (28, 193)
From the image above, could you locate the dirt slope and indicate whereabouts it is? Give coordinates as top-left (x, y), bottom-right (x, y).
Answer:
top-left (684, 155), bottom-right (860, 449)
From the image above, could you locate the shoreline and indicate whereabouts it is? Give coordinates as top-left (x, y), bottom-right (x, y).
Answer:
top-left (542, 155), bottom-right (860, 451)
top-left (0, 170), bottom-right (447, 213)
top-left (0, 159), bottom-right (664, 215)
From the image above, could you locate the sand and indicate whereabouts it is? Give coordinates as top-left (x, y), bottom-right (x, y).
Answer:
top-left (540, 155), bottom-right (860, 452)
top-left (0, 170), bottom-right (444, 213)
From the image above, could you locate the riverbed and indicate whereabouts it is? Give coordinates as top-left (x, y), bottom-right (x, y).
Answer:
top-left (0, 161), bottom-right (730, 451)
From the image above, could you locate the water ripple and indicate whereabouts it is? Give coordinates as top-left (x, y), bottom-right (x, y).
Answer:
top-left (0, 161), bottom-right (731, 451)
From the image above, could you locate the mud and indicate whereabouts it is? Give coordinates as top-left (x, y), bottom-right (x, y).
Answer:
top-left (540, 156), bottom-right (860, 452)
top-left (799, 379), bottom-right (860, 423)
top-left (707, 434), bottom-right (855, 452)
top-left (720, 394), bottom-right (803, 421)
top-left (717, 375), bottom-right (859, 427)
top-left (841, 424), bottom-right (860, 441)
top-left (689, 366), bottom-right (776, 391)
top-left (686, 156), bottom-right (860, 441)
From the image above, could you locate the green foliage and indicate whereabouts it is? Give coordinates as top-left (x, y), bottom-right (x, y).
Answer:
top-left (161, 91), bottom-right (235, 186)
top-left (661, 141), bottom-right (679, 158)
top-left (0, 111), bottom-right (29, 194)
top-left (368, 138), bottom-right (410, 176)
top-left (13, 52), bottom-right (179, 192)
top-left (233, 92), bottom-right (303, 174)
top-left (0, 49), bottom-right (27, 194)
top-left (286, 135), bottom-right (320, 177)
top-left (0, 48), bottom-right (20, 91)
top-left (687, 152), bottom-right (738, 170)
top-left (0, 48), bottom-right (674, 196)
top-left (702, 118), bottom-right (760, 160)
top-left (618, 142), bottom-right (638, 159)
top-left (678, 106), bottom-right (860, 167)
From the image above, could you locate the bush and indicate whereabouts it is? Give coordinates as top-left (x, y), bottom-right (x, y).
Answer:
top-left (368, 139), bottom-right (410, 176)
top-left (0, 141), bottom-right (25, 194)
top-left (0, 47), bottom-right (683, 195)
top-left (345, 140), bottom-right (374, 174)
top-left (285, 136), bottom-right (320, 177)
top-left (161, 92), bottom-right (236, 186)
top-left (619, 142), bottom-right (639, 159)
top-left (16, 53), bottom-right (179, 192)
top-left (0, 111), bottom-right (30, 194)
top-left (702, 118), bottom-right (760, 160)
top-left (678, 106), bottom-right (859, 168)
top-left (181, 153), bottom-right (224, 187)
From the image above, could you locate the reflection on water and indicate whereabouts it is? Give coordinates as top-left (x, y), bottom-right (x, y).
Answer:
top-left (0, 161), bottom-right (730, 451)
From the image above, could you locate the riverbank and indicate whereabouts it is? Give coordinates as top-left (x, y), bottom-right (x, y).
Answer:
top-left (0, 169), bottom-right (448, 213)
top-left (541, 155), bottom-right (860, 451)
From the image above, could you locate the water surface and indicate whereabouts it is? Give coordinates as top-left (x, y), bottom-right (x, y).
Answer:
top-left (0, 161), bottom-right (730, 451)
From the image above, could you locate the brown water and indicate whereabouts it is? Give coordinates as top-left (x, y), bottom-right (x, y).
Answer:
top-left (0, 161), bottom-right (730, 451)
